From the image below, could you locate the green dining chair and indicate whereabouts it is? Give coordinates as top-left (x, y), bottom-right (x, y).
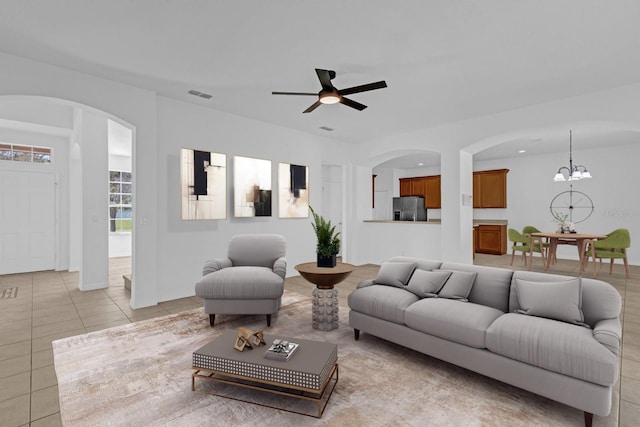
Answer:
top-left (522, 225), bottom-right (549, 256)
top-left (585, 228), bottom-right (631, 278)
top-left (508, 228), bottom-right (538, 266)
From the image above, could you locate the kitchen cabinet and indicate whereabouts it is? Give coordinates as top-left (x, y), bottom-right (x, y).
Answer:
top-left (473, 169), bottom-right (509, 208)
top-left (399, 178), bottom-right (413, 196)
top-left (399, 175), bottom-right (441, 209)
top-left (475, 224), bottom-right (507, 255)
top-left (400, 169), bottom-right (507, 209)
top-left (424, 175), bottom-right (441, 209)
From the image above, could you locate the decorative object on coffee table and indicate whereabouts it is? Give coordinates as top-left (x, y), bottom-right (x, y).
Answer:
top-left (192, 330), bottom-right (338, 418)
top-left (295, 261), bottom-right (355, 331)
top-left (310, 206), bottom-right (340, 268)
top-left (233, 327), bottom-right (265, 351)
top-left (264, 339), bottom-right (299, 361)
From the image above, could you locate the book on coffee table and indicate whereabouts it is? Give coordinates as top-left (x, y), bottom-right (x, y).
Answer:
top-left (264, 339), bottom-right (299, 361)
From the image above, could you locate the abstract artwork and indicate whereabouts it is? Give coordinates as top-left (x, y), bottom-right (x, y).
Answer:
top-left (278, 163), bottom-right (309, 218)
top-left (180, 148), bottom-right (227, 220)
top-left (234, 156), bottom-right (272, 217)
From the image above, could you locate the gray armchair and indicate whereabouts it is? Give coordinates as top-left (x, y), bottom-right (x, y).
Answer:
top-left (195, 234), bottom-right (287, 327)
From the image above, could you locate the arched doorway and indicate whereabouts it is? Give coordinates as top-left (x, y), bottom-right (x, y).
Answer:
top-left (0, 95), bottom-right (136, 295)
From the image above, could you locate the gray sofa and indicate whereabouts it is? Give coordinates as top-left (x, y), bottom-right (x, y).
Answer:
top-left (348, 256), bottom-right (621, 426)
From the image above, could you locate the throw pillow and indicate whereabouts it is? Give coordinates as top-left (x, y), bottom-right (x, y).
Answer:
top-left (437, 270), bottom-right (477, 301)
top-left (406, 269), bottom-right (452, 298)
top-left (514, 278), bottom-right (585, 325)
top-left (374, 262), bottom-right (417, 288)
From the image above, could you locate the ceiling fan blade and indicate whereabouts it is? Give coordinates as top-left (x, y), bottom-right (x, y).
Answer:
top-left (272, 91), bottom-right (317, 96)
top-left (339, 80), bottom-right (388, 96)
top-left (303, 100), bottom-right (323, 113)
top-left (340, 97), bottom-right (367, 111)
top-left (315, 69), bottom-right (335, 91)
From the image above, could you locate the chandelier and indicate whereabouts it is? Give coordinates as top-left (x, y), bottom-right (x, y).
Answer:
top-left (553, 130), bottom-right (592, 182)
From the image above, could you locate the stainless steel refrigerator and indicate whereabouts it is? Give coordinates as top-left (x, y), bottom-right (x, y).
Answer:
top-left (392, 196), bottom-right (427, 221)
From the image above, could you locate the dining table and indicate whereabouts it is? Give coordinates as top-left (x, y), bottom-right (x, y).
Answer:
top-left (530, 232), bottom-right (608, 276)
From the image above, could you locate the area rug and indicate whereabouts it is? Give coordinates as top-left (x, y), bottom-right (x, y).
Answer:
top-left (53, 290), bottom-right (618, 426)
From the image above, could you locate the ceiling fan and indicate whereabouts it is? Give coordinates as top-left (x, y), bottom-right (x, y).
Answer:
top-left (272, 68), bottom-right (387, 113)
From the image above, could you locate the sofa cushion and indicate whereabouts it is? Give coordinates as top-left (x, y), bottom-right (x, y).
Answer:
top-left (348, 285), bottom-right (419, 325)
top-left (437, 270), bottom-right (477, 301)
top-left (486, 313), bottom-right (619, 386)
top-left (404, 299), bottom-right (504, 348)
top-left (374, 262), bottom-right (416, 288)
top-left (388, 257), bottom-right (442, 271)
top-left (195, 267), bottom-right (284, 299)
top-left (512, 271), bottom-right (622, 328)
top-left (406, 270), bottom-right (451, 298)
top-left (440, 262), bottom-right (512, 312)
top-left (514, 278), bottom-right (585, 325)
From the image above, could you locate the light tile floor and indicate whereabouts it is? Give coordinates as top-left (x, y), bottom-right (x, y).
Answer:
top-left (0, 254), bottom-right (638, 426)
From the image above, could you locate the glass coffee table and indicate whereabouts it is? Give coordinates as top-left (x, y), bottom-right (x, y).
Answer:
top-left (192, 330), bottom-right (338, 418)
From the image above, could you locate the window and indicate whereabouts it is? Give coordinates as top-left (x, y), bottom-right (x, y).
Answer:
top-left (109, 170), bottom-right (132, 232)
top-left (0, 143), bottom-right (53, 163)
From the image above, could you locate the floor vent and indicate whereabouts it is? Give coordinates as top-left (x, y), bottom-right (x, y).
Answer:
top-left (0, 287), bottom-right (18, 299)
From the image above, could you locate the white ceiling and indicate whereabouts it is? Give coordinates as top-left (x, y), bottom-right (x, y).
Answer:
top-left (1, 1), bottom-right (639, 164)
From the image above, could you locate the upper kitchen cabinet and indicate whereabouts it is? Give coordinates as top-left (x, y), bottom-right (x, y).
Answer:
top-left (473, 169), bottom-right (509, 208)
top-left (399, 175), bottom-right (440, 209)
top-left (424, 175), bottom-right (441, 209)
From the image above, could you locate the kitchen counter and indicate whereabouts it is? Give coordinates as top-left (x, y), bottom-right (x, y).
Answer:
top-left (364, 219), bottom-right (508, 225)
top-left (363, 220), bottom-right (440, 224)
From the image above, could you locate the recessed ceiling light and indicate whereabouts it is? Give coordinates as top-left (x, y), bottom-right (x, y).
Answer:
top-left (519, 150), bottom-right (526, 153)
top-left (418, 162), bottom-right (424, 166)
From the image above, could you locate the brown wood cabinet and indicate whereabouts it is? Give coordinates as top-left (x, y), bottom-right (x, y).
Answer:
top-left (399, 178), bottom-right (413, 196)
top-left (475, 224), bottom-right (507, 255)
top-left (473, 169), bottom-right (509, 208)
top-left (424, 175), bottom-right (441, 209)
top-left (399, 175), bottom-right (441, 209)
top-left (399, 168), bottom-right (507, 209)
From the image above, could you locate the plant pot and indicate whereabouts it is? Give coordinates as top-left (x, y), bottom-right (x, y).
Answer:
top-left (317, 254), bottom-right (336, 268)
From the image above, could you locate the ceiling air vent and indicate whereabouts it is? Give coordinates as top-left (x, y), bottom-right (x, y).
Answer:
top-left (188, 90), bottom-right (213, 99)
top-left (319, 126), bottom-right (334, 132)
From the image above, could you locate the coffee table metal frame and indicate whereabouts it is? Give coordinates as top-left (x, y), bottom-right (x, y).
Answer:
top-left (191, 363), bottom-right (338, 418)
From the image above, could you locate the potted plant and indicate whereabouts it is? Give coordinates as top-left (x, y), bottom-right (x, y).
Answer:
top-left (310, 206), bottom-right (340, 268)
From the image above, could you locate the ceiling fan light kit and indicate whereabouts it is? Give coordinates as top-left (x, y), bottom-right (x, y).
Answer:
top-left (272, 68), bottom-right (387, 113)
top-left (319, 93), bottom-right (341, 104)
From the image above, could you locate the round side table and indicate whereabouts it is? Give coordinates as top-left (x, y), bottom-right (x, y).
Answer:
top-left (295, 262), bottom-right (355, 331)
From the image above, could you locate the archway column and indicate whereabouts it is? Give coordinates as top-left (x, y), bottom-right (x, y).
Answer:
top-left (440, 148), bottom-right (474, 263)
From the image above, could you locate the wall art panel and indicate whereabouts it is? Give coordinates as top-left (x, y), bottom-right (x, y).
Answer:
top-left (180, 148), bottom-right (227, 220)
top-left (278, 163), bottom-right (309, 218)
top-left (234, 156), bottom-right (272, 217)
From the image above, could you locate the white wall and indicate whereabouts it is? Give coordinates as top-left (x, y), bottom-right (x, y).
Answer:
top-left (79, 111), bottom-right (109, 290)
top-left (2, 49), bottom-right (640, 309)
top-left (357, 83), bottom-right (640, 266)
top-left (154, 96), bottom-right (349, 302)
top-left (474, 142), bottom-right (640, 263)
top-left (0, 51), bottom-right (158, 308)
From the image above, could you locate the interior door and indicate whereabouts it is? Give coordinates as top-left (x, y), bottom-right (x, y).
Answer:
top-left (0, 171), bottom-right (56, 274)
top-left (321, 165), bottom-right (343, 256)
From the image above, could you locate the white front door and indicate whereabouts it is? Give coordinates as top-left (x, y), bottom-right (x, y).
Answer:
top-left (0, 171), bottom-right (56, 274)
